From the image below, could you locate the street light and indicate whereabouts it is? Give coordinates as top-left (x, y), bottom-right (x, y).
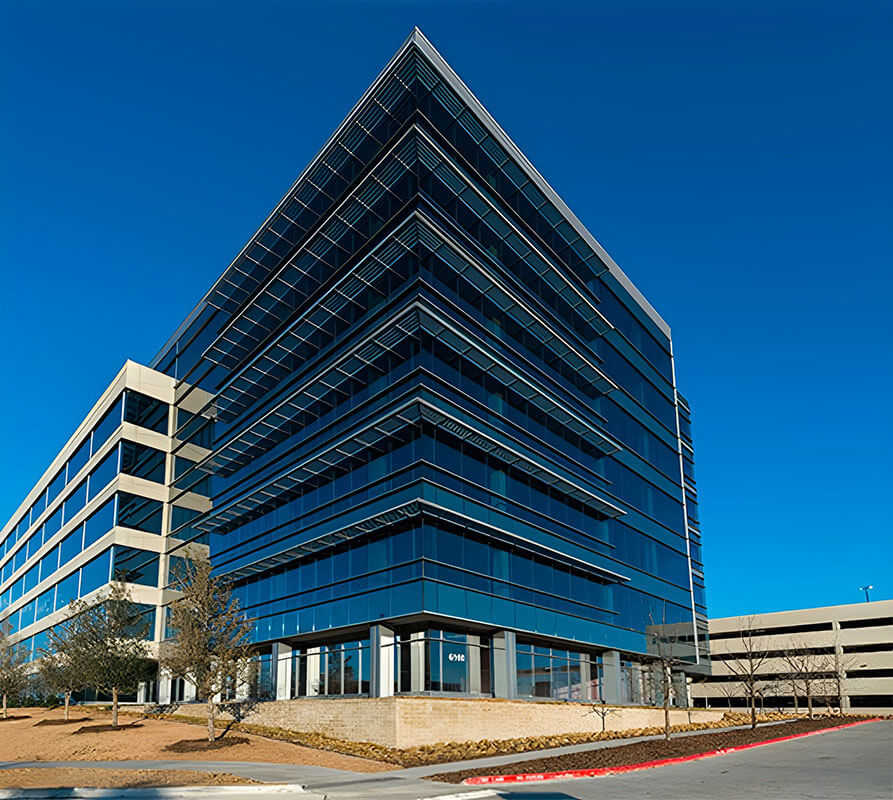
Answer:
top-left (859, 585), bottom-right (874, 602)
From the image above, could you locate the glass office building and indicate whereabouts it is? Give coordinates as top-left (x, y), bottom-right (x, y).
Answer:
top-left (2, 30), bottom-right (708, 705)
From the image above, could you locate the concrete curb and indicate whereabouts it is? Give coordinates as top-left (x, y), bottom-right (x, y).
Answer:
top-left (463, 718), bottom-right (883, 785)
top-left (0, 785), bottom-right (310, 799)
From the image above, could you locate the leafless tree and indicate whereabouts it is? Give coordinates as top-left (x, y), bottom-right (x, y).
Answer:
top-left (585, 700), bottom-right (618, 732)
top-left (0, 621), bottom-right (29, 718)
top-left (817, 645), bottom-right (858, 715)
top-left (720, 615), bottom-right (771, 729)
top-left (781, 644), bottom-right (824, 719)
top-left (159, 549), bottom-right (253, 742)
top-left (646, 610), bottom-right (689, 740)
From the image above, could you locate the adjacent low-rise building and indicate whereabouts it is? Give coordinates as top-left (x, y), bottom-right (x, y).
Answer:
top-left (692, 600), bottom-right (893, 715)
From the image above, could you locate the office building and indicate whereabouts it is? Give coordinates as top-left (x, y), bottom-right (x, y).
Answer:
top-left (1, 29), bottom-right (707, 706)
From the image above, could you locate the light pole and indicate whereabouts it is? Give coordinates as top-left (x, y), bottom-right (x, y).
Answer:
top-left (859, 585), bottom-right (873, 603)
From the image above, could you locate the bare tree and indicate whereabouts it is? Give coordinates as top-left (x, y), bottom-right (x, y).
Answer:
top-left (713, 676), bottom-right (741, 711)
top-left (817, 645), bottom-right (857, 715)
top-left (585, 700), bottom-right (618, 732)
top-left (49, 583), bottom-right (151, 727)
top-left (159, 550), bottom-right (253, 742)
top-left (38, 650), bottom-right (84, 721)
top-left (646, 610), bottom-right (688, 740)
top-left (721, 615), bottom-right (771, 729)
top-left (781, 645), bottom-right (823, 719)
top-left (0, 622), bottom-right (29, 718)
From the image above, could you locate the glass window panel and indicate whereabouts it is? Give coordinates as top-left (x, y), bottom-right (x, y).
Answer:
top-left (124, 390), bottom-right (168, 434)
top-left (63, 481), bottom-right (88, 525)
top-left (83, 498), bottom-right (115, 548)
top-left (116, 493), bottom-right (163, 534)
top-left (54, 570), bottom-right (80, 611)
top-left (58, 525), bottom-right (83, 567)
top-left (67, 438), bottom-right (92, 482)
top-left (120, 441), bottom-right (166, 484)
top-left (79, 548), bottom-right (111, 597)
top-left (88, 445), bottom-right (119, 500)
top-left (112, 545), bottom-right (159, 587)
top-left (91, 396), bottom-right (124, 452)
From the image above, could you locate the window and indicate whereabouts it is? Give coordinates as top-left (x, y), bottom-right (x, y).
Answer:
top-left (124, 390), bottom-right (168, 434)
top-left (55, 571), bottom-right (79, 611)
top-left (88, 446), bottom-right (119, 500)
top-left (79, 549), bottom-right (111, 597)
top-left (83, 498), bottom-right (115, 549)
top-left (63, 481), bottom-right (88, 525)
top-left (58, 526), bottom-right (83, 568)
top-left (92, 396), bottom-right (123, 451)
top-left (67, 438), bottom-right (92, 483)
top-left (116, 493), bottom-right (163, 534)
top-left (120, 441), bottom-right (166, 483)
top-left (111, 545), bottom-right (159, 587)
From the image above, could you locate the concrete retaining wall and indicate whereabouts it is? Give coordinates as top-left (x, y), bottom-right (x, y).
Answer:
top-left (166, 696), bottom-right (727, 748)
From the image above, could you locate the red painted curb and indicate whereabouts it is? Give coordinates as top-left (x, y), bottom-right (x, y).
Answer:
top-left (463, 718), bottom-right (883, 785)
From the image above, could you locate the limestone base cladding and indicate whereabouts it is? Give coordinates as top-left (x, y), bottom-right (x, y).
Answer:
top-left (170, 697), bottom-right (727, 748)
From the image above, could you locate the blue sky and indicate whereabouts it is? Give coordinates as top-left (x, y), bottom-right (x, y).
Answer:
top-left (1, 1), bottom-right (890, 617)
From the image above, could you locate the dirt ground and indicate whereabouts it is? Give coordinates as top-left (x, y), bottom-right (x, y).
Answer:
top-left (0, 707), bottom-right (395, 772)
top-left (429, 716), bottom-right (872, 783)
top-left (0, 768), bottom-right (261, 789)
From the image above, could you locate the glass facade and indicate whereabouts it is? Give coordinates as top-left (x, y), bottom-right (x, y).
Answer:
top-left (1, 32), bottom-right (708, 703)
top-left (150, 32), bottom-right (708, 701)
top-left (0, 377), bottom-right (172, 670)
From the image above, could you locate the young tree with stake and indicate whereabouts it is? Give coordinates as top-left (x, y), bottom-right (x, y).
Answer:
top-left (160, 549), bottom-right (253, 743)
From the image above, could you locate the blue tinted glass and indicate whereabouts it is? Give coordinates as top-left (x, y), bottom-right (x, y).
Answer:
top-left (36, 587), bottom-right (55, 621)
top-left (67, 438), bottom-right (92, 483)
top-left (120, 441), bottom-right (166, 483)
top-left (83, 498), bottom-right (115, 548)
top-left (124, 390), bottom-right (168, 434)
top-left (116, 492), bottom-right (163, 534)
top-left (79, 548), bottom-right (111, 597)
top-left (112, 545), bottom-right (159, 586)
top-left (46, 467), bottom-right (66, 506)
top-left (55, 570), bottom-right (80, 610)
top-left (88, 445), bottom-right (119, 500)
top-left (43, 506), bottom-right (64, 541)
top-left (39, 545), bottom-right (59, 581)
top-left (92, 395), bottom-right (123, 449)
top-left (63, 481), bottom-right (88, 525)
top-left (59, 525), bottom-right (83, 567)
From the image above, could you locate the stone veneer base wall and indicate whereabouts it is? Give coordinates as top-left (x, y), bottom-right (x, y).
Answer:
top-left (164, 696), bottom-right (727, 748)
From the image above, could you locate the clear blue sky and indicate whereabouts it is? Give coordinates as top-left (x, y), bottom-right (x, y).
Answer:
top-left (1, 1), bottom-right (890, 618)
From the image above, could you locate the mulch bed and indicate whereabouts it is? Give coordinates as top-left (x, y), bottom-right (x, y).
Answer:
top-left (34, 717), bottom-right (92, 726)
top-left (164, 736), bottom-right (250, 753)
top-left (73, 723), bottom-right (144, 734)
top-left (428, 716), bottom-right (869, 783)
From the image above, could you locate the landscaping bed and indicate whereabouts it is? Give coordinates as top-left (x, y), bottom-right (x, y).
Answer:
top-left (427, 715), bottom-right (874, 783)
top-left (144, 709), bottom-right (793, 766)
